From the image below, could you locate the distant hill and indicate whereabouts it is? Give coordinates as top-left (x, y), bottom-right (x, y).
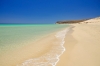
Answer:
top-left (56, 19), bottom-right (89, 24)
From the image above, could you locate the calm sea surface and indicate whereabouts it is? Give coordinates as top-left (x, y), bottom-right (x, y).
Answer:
top-left (0, 24), bottom-right (69, 55)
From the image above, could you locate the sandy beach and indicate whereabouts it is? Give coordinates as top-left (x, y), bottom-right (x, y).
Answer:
top-left (56, 21), bottom-right (100, 66)
top-left (0, 18), bottom-right (100, 66)
top-left (0, 0), bottom-right (100, 65)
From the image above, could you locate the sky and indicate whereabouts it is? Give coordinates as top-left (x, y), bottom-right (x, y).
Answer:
top-left (0, 0), bottom-right (100, 24)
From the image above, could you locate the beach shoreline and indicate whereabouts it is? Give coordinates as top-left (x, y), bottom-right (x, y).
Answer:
top-left (17, 27), bottom-right (71, 66)
top-left (0, 25), bottom-right (70, 66)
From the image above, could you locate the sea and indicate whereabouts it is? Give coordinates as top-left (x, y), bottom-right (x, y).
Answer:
top-left (0, 24), bottom-right (69, 66)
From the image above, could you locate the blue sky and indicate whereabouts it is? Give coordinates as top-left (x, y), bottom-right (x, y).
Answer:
top-left (0, 0), bottom-right (100, 24)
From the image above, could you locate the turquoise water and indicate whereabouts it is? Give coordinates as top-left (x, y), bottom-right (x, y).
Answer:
top-left (0, 24), bottom-right (69, 55)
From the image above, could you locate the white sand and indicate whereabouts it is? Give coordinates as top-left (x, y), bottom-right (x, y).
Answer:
top-left (56, 18), bottom-right (100, 66)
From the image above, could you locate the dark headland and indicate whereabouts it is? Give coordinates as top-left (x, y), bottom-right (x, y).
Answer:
top-left (56, 19), bottom-right (89, 24)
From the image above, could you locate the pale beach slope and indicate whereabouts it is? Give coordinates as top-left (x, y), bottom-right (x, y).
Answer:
top-left (56, 17), bottom-right (100, 66)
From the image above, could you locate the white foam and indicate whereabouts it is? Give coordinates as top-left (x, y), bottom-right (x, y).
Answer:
top-left (17, 27), bottom-right (70, 66)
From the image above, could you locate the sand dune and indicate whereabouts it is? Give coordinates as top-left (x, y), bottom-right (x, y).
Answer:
top-left (82, 17), bottom-right (100, 24)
